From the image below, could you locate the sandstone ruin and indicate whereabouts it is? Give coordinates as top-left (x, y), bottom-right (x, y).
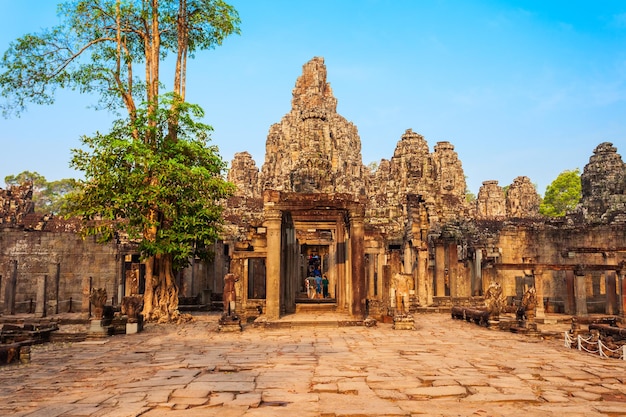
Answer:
top-left (2, 56), bottom-right (626, 324)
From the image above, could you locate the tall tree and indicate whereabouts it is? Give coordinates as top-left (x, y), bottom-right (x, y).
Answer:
top-left (540, 169), bottom-right (582, 217)
top-left (68, 96), bottom-right (234, 321)
top-left (0, 0), bottom-right (240, 322)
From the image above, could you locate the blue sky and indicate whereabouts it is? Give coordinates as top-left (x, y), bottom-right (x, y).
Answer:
top-left (2, 1), bottom-right (626, 195)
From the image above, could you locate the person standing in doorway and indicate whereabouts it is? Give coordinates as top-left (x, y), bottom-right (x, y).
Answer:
top-left (314, 268), bottom-right (322, 299)
top-left (322, 274), bottom-right (329, 298)
top-left (306, 276), bottom-right (315, 299)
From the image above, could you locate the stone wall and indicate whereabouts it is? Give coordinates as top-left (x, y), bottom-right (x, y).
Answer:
top-left (0, 227), bottom-right (123, 315)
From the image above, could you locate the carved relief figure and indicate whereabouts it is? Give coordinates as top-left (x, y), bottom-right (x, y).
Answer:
top-left (223, 273), bottom-right (239, 315)
top-left (517, 286), bottom-right (537, 322)
top-left (391, 273), bottom-right (412, 314)
top-left (122, 295), bottom-right (144, 322)
top-left (484, 281), bottom-right (506, 319)
top-left (125, 264), bottom-right (140, 296)
top-left (89, 288), bottom-right (107, 319)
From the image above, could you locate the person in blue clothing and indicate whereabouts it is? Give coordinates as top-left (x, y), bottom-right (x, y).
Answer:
top-left (322, 274), bottom-right (329, 298)
top-left (313, 267), bottom-right (322, 298)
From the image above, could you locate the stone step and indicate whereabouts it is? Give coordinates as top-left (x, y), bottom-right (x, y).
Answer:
top-left (296, 303), bottom-right (337, 313)
top-left (254, 319), bottom-right (365, 329)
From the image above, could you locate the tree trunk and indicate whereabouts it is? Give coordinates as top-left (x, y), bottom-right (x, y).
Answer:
top-left (141, 253), bottom-right (180, 322)
top-left (155, 253), bottom-right (180, 322)
top-left (141, 254), bottom-right (156, 318)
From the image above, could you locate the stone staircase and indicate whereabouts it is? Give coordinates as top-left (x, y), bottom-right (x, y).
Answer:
top-left (254, 300), bottom-right (368, 328)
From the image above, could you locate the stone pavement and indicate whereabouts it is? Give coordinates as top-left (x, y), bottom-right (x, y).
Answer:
top-left (1, 312), bottom-right (625, 417)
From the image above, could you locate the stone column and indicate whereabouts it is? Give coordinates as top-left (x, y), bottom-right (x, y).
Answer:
top-left (417, 249), bottom-right (430, 306)
top-left (366, 253), bottom-right (375, 298)
top-left (35, 275), bottom-right (47, 318)
top-left (448, 243), bottom-right (459, 297)
top-left (54, 264), bottom-right (61, 315)
top-left (264, 209), bottom-right (282, 320)
top-left (473, 249), bottom-right (483, 296)
top-left (82, 276), bottom-right (92, 319)
top-left (606, 271), bottom-right (617, 315)
top-left (434, 244), bottom-right (446, 297)
top-left (404, 243), bottom-right (415, 309)
top-left (403, 243), bottom-right (412, 275)
top-left (4, 260), bottom-right (17, 315)
top-left (564, 270), bottom-right (576, 315)
top-left (283, 223), bottom-right (296, 314)
top-left (336, 221), bottom-right (346, 308)
top-left (574, 271), bottom-right (588, 316)
top-left (534, 270), bottom-right (545, 320)
top-left (350, 209), bottom-right (365, 318)
top-left (620, 270), bottom-right (626, 318)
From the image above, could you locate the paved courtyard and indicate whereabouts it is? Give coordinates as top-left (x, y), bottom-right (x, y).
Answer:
top-left (1, 312), bottom-right (625, 417)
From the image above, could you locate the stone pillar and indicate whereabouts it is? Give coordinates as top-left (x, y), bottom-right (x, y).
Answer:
top-left (4, 261), bottom-right (17, 315)
top-left (350, 209), bottom-right (366, 318)
top-left (82, 276), bottom-right (92, 318)
top-left (35, 275), bottom-right (47, 318)
top-left (564, 270), bottom-right (576, 315)
top-left (574, 271), bottom-right (588, 316)
top-left (403, 243), bottom-right (412, 275)
top-left (403, 243), bottom-right (415, 308)
top-left (366, 253), bottom-right (375, 298)
top-left (620, 271), bottom-right (626, 318)
top-left (417, 249), bottom-right (430, 306)
top-left (448, 243), bottom-right (459, 297)
top-left (55, 264), bottom-right (61, 315)
top-left (606, 271), bottom-right (617, 315)
top-left (534, 270), bottom-right (545, 320)
top-left (434, 244), bottom-right (446, 297)
top-left (473, 249), bottom-right (483, 296)
top-left (264, 209), bottom-right (282, 320)
top-left (283, 223), bottom-right (297, 314)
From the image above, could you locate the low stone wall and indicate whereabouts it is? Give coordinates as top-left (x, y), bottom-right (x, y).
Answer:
top-left (0, 227), bottom-right (127, 315)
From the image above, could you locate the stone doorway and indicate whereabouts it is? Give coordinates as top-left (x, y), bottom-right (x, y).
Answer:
top-left (123, 254), bottom-right (145, 298)
top-left (262, 191), bottom-right (366, 320)
top-left (298, 244), bottom-right (336, 303)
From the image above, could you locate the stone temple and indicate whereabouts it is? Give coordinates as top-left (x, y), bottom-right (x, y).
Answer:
top-left (2, 57), bottom-right (626, 323)
top-left (221, 57), bottom-right (626, 321)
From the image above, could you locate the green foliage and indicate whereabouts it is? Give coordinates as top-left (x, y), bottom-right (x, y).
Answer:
top-left (5, 171), bottom-right (74, 215)
top-left (1, 1), bottom-right (241, 319)
top-left (0, 0), bottom-right (240, 116)
top-left (42, 179), bottom-right (76, 215)
top-left (5, 171), bottom-right (47, 189)
top-left (367, 161), bottom-right (378, 174)
top-left (66, 95), bottom-right (235, 270)
top-left (539, 169), bottom-right (582, 217)
top-left (464, 176), bottom-right (476, 202)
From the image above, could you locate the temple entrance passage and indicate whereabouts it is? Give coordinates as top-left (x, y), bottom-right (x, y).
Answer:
top-left (260, 192), bottom-right (366, 319)
top-left (298, 244), bottom-right (336, 304)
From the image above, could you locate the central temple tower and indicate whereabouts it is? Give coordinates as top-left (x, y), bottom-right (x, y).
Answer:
top-left (260, 57), bottom-right (367, 196)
